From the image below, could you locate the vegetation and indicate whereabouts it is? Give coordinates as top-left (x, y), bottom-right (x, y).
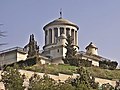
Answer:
top-left (85, 66), bottom-right (120, 80)
top-left (23, 64), bottom-right (120, 80)
top-left (1, 63), bottom-right (120, 90)
top-left (0, 24), bottom-right (7, 46)
top-left (1, 64), bottom-right (25, 90)
top-left (63, 34), bottom-right (77, 65)
top-left (24, 64), bottom-right (77, 75)
top-left (101, 83), bottom-right (114, 90)
top-left (1, 33), bottom-right (119, 89)
top-left (72, 67), bottom-right (99, 90)
top-left (99, 60), bottom-right (118, 70)
top-left (28, 74), bottom-right (56, 90)
top-left (27, 66), bottom-right (98, 90)
top-left (1, 64), bottom-right (98, 90)
top-left (63, 34), bottom-right (92, 67)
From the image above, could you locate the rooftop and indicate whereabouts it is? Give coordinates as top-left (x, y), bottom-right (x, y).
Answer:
top-left (43, 18), bottom-right (79, 30)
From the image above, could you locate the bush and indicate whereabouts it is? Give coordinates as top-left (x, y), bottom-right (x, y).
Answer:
top-left (99, 60), bottom-right (118, 70)
top-left (79, 59), bottom-right (92, 67)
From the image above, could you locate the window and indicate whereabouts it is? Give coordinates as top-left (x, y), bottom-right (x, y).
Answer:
top-left (49, 29), bottom-right (52, 44)
top-left (57, 49), bottom-right (59, 53)
top-left (66, 28), bottom-right (70, 36)
top-left (71, 29), bottom-right (74, 44)
top-left (45, 30), bottom-right (47, 45)
top-left (75, 31), bottom-right (77, 45)
top-left (60, 27), bottom-right (64, 35)
top-left (54, 28), bottom-right (58, 43)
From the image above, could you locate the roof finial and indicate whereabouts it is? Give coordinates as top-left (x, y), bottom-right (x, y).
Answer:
top-left (60, 8), bottom-right (62, 18)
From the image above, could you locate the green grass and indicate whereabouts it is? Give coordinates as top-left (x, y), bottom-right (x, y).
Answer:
top-left (86, 66), bottom-right (120, 80)
top-left (24, 64), bottom-right (77, 75)
top-left (23, 64), bottom-right (120, 79)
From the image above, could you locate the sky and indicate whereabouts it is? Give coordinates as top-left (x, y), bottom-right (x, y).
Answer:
top-left (0, 0), bottom-right (120, 63)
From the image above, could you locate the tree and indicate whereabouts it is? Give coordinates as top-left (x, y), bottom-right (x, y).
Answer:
top-left (115, 80), bottom-right (120, 90)
top-left (99, 60), bottom-right (118, 70)
top-left (65, 34), bottom-right (77, 59)
top-left (57, 81), bottom-right (75, 90)
top-left (0, 24), bottom-right (7, 46)
top-left (28, 74), bottom-right (56, 90)
top-left (28, 73), bottom-right (76, 90)
top-left (63, 34), bottom-right (78, 65)
top-left (101, 83), bottom-right (114, 90)
top-left (71, 67), bottom-right (99, 90)
top-left (1, 64), bottom-right (25, 90)
top-left (25, 34), bottom-right (39, 58)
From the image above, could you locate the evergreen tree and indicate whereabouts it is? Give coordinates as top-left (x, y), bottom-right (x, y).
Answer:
top-left (1, 64), bottom-right (24, 90)
top-left (63, 34), bottom-right (78, 65)
top-left (71, 67), bottom-right (99, 90)
top-left (28, 74), bottom-right (56, 90)
top-left (65, 34), bottom-right (77, 58)
top-left (57, 81), bottom-right (75, 90)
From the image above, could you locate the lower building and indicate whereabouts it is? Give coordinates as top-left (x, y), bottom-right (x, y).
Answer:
top-left (0, 47), bottom-right (27, 67)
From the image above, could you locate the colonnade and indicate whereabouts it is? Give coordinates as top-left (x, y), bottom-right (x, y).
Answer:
top-left (45, 27), bottom-right (78, 46)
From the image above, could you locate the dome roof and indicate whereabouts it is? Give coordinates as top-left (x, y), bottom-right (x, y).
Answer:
top-left (85, 42), bottom-right (98, 49)
top-left (43, 18), bottom-right (79, 30)
top-left (59, 33), bottom-right (66, 39)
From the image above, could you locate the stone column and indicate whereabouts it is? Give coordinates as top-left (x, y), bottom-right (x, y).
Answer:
top-left (52, 29), bottom-right (54, 43)
top-left (75, 31), bottom-right (78, 45)
top-left (74, 30), bottom-right (75, 45)
top-left (58, 28), bottom-right (60, 37)
top-left (47, 30), bottom-right (49, 44)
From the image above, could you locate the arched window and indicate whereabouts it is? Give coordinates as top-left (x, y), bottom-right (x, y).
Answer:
top-left (75, 31), bottom-right (77, 45)
top-left (57, 49), bottom-right (59, 53)
top-left (45, 30), bottom-right (48, 45)
top-left (49, 29), bottom-right (52, 44)
top-left (66, 28), bottom-right (70, 36)
top-left (71, 29), bottom-right (74, 44)
top-left (54, 28), bottom-right (58, 43)
top-left (60, 27), bottom-right (64, 35)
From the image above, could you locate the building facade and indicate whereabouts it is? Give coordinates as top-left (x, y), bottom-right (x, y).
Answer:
top-left (0, 15), bottom-right (113, 66)
top-left (42, 17), bottom-right (79, 64)
top-left (0, 47), bottom-right (27, 67)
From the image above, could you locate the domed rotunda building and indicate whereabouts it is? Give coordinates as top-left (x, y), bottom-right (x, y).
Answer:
top-left (42, 16), bottom-right (79, 64)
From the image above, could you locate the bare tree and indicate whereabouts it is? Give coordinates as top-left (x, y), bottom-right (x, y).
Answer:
top-left (0, 24), bottom-right (7, 46)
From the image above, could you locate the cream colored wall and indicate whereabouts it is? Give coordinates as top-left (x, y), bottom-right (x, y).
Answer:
top-left (40, 59), bottom-right (46, 64)
top-left (57, 37), bottom-right (67, 46)
top-left (0, 52), bottom-right (16, 66)
top-left (95, 77), bottom-right (116, 87)
top-left (62, 47), bottom-right (67, 57)
top-left (50, 46), bottom-right (67, 60)
top-left (80, 56), bottom-right (99, 66)
top-left (52, 58), bottom-right (64, 64)
top-left (91, 60), bottom-right (99, 66)
top-left (17, 52), bottom-right (27, 62)
top-left (87, 48), bottom-right (98, 55)
top-left (51, 48), bottom-right (62, 59)
top-left (0, 51), bottom-right (27, 66)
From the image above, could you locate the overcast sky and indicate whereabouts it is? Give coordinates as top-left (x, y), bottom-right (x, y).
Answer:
top-left (0, 0), bottom-right (120, 63)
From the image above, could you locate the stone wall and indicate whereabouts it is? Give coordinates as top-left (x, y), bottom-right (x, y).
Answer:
top-left (0, 70), bottom-right (117, 89)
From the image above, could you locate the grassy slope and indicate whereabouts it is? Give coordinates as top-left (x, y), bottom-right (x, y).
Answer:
top-left (23, 64), bottom-right (120, 80)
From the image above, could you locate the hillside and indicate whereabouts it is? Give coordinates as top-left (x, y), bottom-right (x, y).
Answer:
top-left (22, 64), bottom-right (120, 80)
